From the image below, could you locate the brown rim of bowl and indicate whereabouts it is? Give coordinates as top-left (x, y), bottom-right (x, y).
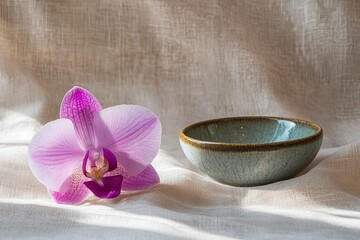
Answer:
top-left (179, 116), bottom-right (323, 151)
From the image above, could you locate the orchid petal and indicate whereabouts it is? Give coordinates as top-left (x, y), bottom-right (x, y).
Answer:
top-left (60, 86), bottom-right (102, 148)
top-left (102, 148), bottom-right (117, 172)
top-left (28, 119), bottom-right (84, 192)
top-left (81, 150), bottom-right (90, 176)
top-left (49, 168), bottom-right (90, 205)
top-left (84, 175), bottom-right (124, 199)
top-left (93, 105), bottom-right (161, 175)
top-left (122, 165), bottom-right (160, 191)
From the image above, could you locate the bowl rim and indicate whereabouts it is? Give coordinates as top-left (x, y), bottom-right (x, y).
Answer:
top-left (179, 116), bottom-right (323, 151)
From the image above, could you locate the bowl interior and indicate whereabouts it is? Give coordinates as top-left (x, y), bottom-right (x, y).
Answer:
top-left (184, 117), bottom-right (319, 144)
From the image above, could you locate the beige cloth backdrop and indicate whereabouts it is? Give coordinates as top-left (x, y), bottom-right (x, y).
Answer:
top-left (1, 0), bottom-right (360, 239)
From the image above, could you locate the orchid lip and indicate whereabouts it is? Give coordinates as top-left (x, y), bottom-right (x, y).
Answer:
top-left (84, 175), bottom-right (124, 199)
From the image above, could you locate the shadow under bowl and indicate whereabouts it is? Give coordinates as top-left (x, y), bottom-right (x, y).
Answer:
top-left (179, 116), bottom-right (323, 187)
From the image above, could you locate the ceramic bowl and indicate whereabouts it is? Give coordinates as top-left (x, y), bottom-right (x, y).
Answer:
top-left (179, 116), bottom-right (323, 186)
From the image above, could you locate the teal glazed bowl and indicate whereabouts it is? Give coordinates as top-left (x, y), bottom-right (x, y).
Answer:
top-left (179, 116), bottom-right (323, 186)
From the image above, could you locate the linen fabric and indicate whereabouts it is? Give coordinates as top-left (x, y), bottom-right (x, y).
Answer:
top-left (0, 0), bottom-right (359, 239)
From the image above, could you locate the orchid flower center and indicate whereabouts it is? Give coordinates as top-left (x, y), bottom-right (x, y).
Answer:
top-left (86, 159), bottom-right (109, 180)
top-left (82, 148), bottom-right (111, 181)
top-left (82, 147), bottom-right (124, 199)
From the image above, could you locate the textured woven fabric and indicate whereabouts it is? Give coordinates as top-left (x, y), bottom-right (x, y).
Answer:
top-left (0, 0), bottom-right (360, 239)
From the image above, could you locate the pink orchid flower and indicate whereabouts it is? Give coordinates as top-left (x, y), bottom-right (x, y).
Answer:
top-left (28, 87), bottom-right (161, 204)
